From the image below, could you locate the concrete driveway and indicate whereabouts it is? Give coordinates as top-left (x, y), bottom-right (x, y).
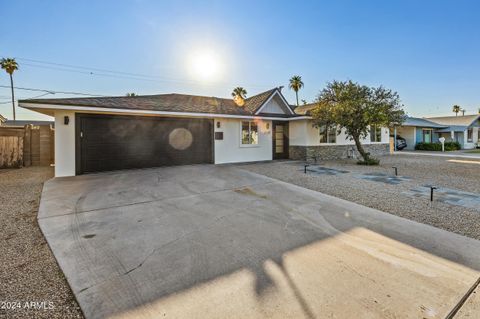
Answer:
top-left (38, 165), bottom-right (480, 319)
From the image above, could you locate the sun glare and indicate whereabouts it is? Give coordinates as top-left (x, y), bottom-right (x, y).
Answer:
top-left (188, 50), bottom-right (221, 81)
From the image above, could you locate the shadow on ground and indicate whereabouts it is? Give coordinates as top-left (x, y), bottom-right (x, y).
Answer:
top-left (38, 165), bottom-right (480, 319)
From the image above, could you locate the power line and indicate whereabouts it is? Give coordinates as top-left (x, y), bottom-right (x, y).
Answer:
top-left (0, 85), bottom-right (108, 97)
top-left (7, 56), bottom-right (273, 89)
top-left (17, 57), bottom-right (170, 79)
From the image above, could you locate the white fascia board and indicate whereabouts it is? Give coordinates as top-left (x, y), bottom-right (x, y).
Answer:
top-left (254, 90), bottom-right (295, 115)
top-left (19, 102), bottom-right (310, 122)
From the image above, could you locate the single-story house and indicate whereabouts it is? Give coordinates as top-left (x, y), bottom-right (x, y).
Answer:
top-left (393, 117), bottom-right (447, 150)
top-left (394, 115), bottom-right (480, 150)
top-left (19, 88), bottom-right (390, 177)
top-left (425, 115), bottom-right (480, 149)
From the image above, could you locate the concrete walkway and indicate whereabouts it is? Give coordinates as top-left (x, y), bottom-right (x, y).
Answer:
top-left (38, 165), bottom-right (480, 319)
top-left (396, 150), bottom-right (480, 159)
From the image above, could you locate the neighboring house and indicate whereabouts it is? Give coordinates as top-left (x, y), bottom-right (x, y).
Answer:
top-left (394, 114), bottom-right (480, 150)
top-left (425, 115), bottom-right (480, 149)
top-left (393, 117), bottom-right (447, 150)
top-left (19, 88), bottom-right (390, 177)
top-left (2, 119), bottom-right (54, 128)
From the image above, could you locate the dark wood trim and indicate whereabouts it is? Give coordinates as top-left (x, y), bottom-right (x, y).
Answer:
top-left (272, 121), bottom-right (289, 160)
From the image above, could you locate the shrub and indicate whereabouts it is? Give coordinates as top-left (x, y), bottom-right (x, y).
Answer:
top-left (357, 157), bottom-right (380, 165)
top-left (415, 141), bottom-right (461, 151)
top-left (444, 141), bottom-right (461, 151)
top-left (415, 142), bottom-right (442, 151)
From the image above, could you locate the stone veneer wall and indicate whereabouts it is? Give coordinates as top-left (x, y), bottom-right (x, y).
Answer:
top-left (289, 144), bottom-right (390, 161)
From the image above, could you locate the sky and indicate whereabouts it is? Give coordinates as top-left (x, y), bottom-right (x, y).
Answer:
top-left (1, 0), bottom-right (479, 120)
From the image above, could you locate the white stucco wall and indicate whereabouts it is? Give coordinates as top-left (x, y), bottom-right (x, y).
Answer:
top-left (214, 118), bottom-right (272, 164)
top-left (463, 127), bottom-right (479, 149)
top-left (289, 120), bottom-right (389, 146)
top-left (54, 110), bottom-right (76, 177)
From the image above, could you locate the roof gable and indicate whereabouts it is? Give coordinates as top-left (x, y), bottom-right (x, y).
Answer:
top-left (253, 89), bottom-right (294, 115)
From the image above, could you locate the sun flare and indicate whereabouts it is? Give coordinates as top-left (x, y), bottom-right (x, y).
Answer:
top-left (188, 50), bottom-right (221, 81)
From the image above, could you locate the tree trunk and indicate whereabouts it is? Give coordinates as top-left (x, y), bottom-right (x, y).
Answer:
top-left (352, 134), bottom-right (369, 162)
top-left (10, 74), bottom-right (15, 121)
top-left (295, 91), bottom-right (299, 107)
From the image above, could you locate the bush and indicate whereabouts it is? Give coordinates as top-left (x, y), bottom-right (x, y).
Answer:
top-left (444, 141), bottom-right (461, 151)
top-left (415, 142), bottom-right (442, 151)
top-left (415, 141), bottom-right (461, 151)
top-left (357, 157), bottom-right (380, 165)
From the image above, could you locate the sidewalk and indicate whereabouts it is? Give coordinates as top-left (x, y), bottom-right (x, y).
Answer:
top-left (395, 150), bottom-right (480, 159)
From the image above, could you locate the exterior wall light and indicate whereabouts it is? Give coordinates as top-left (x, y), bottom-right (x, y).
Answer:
top-left (64, 116), bottom-right (70, 125)
top-left (216, 121), bottom-right (221, 129)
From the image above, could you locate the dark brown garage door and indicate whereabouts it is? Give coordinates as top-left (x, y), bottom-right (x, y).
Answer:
top-left (76, 114), bottom-right (213, 174)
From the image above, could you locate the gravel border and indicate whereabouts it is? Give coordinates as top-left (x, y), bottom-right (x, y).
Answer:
top-left (241, 154), bottom-right (480, 240)
top-left (0, 167), bottom-right (84, 319)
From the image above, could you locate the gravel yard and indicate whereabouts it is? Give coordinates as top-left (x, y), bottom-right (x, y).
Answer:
top-left (0, 167), bottom-right (83, 319)
top-left (241, 154), bottom-right (480, 240)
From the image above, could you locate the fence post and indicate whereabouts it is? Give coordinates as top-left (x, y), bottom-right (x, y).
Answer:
top-left (23, 124), bottom-right (32, 167)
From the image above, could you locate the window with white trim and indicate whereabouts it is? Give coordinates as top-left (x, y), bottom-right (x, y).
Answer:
top-left (370, 125), bottom-right (382, 142)
top-left (319, 125), bottom-right (336, 143)
top-left (467, 128), bottom-right (473, 142)
top-left (241, 121), bottom-right (258, 145)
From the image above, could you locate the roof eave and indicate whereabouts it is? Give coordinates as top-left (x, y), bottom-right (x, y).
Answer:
top-left (19, 102), bottom-right (309, 121)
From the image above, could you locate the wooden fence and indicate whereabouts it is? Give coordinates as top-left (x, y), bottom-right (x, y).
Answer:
top-left (0, 125), bottom-right (54, 168)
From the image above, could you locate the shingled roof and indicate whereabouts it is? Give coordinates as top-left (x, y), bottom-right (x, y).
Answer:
top-left (425, 115), bottom-right (480, 127)
top-left (293, 103), bottom-right (317, 115)
top-left (20, 88), bottom-right (288, 117)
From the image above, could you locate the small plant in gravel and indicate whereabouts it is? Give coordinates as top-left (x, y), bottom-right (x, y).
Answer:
top-left (311, 80), bottom-right (405, 164)
top-left (357, 155), bottom-right (380, 165)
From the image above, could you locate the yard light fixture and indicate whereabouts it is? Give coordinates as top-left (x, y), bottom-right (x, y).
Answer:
top-left (304, 164), bottom-right (310, 174)
top-left (430, 186), bottom-right (437, 202)
top-left (392, 166), bottom-right (398, 176)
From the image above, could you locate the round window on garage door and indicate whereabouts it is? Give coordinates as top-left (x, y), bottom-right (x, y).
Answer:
top-left (168, 128), bottom-right (194, 150)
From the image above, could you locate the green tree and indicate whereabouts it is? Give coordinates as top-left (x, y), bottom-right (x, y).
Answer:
top-left (126, 93), bottom-right (137, 97)
top-left (0, 58), bottom-right (19, 120)
top-left (311, 80), bottom-right (405, 164)
top-left (452, 105), bottom-right (461, 116)
top-left (231, 87), bottom-right (247, 99)
top-left (289, 75), bottom-right (304, 107)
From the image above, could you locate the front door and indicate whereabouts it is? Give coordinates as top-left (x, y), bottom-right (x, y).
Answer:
top-left (422, 129), bottom-right (432, 143)
top-left (273, 121), bottom-right (289, 159)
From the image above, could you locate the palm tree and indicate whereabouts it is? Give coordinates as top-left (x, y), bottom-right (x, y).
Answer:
top-left (452, 105), bottom-right (461, 117)
top-left (231, 87), bottom-right (247, 99)
top-left (1, 58), bottom-right (19, 120)
top-left (232, 87), bottom-right (247, 106)
top-left (289, 75), bottom-right (304, 107)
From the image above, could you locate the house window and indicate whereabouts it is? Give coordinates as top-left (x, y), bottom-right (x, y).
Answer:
top-left (241, 121), bottom-right (258, 145)
top-left (319, 125), bottom-right (336, 143)
top-left (422, 129), bottom-right (432, 143)
top-left (370, 125), bottom-right (382, 142)
top-left (467, 128), bottom-right (473, 142)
